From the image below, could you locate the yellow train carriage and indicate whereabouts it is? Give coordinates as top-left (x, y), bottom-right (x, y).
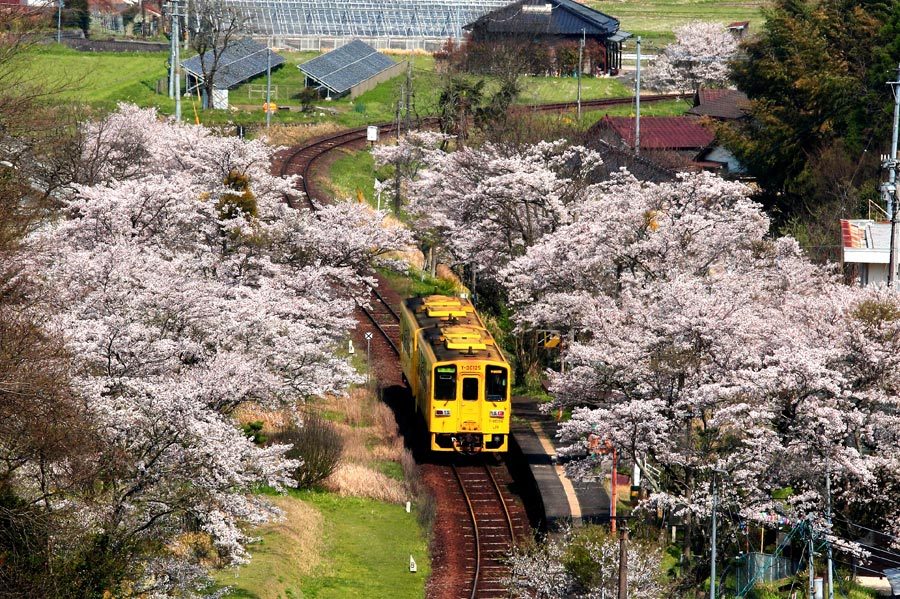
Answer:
top-left (399, 295), bottom-right (511, 453)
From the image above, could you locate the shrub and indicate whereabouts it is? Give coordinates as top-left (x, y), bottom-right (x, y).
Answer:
top-left (269, 413), bottom-right (343, 489)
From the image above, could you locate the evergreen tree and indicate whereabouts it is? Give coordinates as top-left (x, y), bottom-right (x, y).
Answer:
top-left (723, 0), bottom-right (900, 235)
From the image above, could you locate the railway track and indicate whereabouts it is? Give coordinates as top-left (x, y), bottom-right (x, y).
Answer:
top-left (453, 463), bottom-right (520, 599)
top-left (360, 277), bottom-right (402, 358)
top-left (275, 93), bottom-right (670, 599)
top-left (277, 92), bottom-right (687, 208)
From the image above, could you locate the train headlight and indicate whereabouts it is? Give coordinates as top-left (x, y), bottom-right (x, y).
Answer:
top-left (435, 409), bottom-right (451, 417)
top-left (489, 410), bottom-right (505, 418)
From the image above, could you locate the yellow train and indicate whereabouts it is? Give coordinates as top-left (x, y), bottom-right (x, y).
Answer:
top-left (399, 295), bottom-right (511, 453)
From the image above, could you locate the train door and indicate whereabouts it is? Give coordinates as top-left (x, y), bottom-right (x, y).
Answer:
top-left (459, 376), bottom-right (481, 432)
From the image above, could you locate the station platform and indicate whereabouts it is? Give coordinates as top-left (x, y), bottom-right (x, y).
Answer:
top-left (509, 396), bottom-right (612, 531)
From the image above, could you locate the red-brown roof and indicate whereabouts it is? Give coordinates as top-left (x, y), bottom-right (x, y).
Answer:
top-left (687, 88), bottom-right (749, 120)
top-left (599, 116), bottom-right (714, 150)
top-left (727, 21), bottom-right (750, 29)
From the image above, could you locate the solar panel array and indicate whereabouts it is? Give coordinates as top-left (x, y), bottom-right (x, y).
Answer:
top-left (182, 37), bottom-right (285, 89)
top-left (225, 0), bottom-right (510, 40)
top-left (298, 40), bottom-right (396, 94)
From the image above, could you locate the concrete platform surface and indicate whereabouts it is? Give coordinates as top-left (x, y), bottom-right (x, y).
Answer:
top-left (510, 396), bottom-right (611, 530)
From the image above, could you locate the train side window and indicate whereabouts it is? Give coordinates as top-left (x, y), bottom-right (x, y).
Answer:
top-left (486, 367), bottom-right (508, 401)
top-left (462, 377), bottom-right (479, 401)
top-left (434, 365), bottom-right (457, 400)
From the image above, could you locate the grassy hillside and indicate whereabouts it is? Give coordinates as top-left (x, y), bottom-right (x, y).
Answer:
top-left (16, 44), bottom-right (174, 111)
top-left (216, 490), bottom-right (429, 599)
top-left (587, 0), bottom-right (766, 45)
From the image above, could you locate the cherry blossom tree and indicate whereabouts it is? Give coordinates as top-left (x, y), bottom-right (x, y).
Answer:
top-left (505, 527), bottom-right (667, 599)
top-left (502, 169), bottom-right (900, 582)
top-left (644, 21), bottom-right (738, 91)
top-left (24, 104), bottom-right (410, 595)
top-left (399, 138), bottom-right (603, 287)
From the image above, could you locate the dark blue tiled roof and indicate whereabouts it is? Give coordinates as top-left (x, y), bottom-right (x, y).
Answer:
top-left (465, 0), bottom-right (619, 37)
top-left (181, 38), bottom-right (284, 89)
top-left (298, 40), bottom-right (397, 95)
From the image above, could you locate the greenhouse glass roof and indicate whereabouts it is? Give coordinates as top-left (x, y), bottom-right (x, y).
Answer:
top-left (225, 0), bottom-right (511, 39)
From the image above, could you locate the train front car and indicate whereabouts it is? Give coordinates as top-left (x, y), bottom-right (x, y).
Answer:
top-left (399, 295), bottom-right (511, 454)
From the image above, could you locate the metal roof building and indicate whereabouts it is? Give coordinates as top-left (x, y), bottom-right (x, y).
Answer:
top-left (463, 0), bottom-right (629, 74)
top-left (224, 0), bottom-right (511, 51)
top-left (298, 39), bottom-right (405, 98)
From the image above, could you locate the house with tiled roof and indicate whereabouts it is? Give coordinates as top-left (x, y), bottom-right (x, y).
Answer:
top-left (588, 115), bottom-right (744, 175)
top-left (687, 88), bottom-right (749, 120)
top-left (463, 0), bottom-right (630, 75)
top-left (841, 219), bottom-right (894, 286)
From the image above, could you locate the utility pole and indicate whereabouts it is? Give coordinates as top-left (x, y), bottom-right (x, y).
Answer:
top-left (173, 0), bottom-right (182, 122)
top-left (710, 473), bottom-right (719, 599)
top-left (635, 36), bottom-right (642, 155)
top-left (883, 65), bottom-right (900, 286)
top-left (610, 445), bottom-right (618, 533)
top-left (825, 466), bottom-right (834, 599)
top-left (57, 0), bottom-right (63, 44)
top-left (577, 28), bottom-right (585, 121)
top-left (809, 528), bottom-right (816, 599)
top-left (617, 522), bottom-right (628, 599)
top-left (404, 60), bottom-right (413, 130)
top-left (168, 5), bottom-right (175, 98)
top-left (265, 41), bottom-right (272, 129)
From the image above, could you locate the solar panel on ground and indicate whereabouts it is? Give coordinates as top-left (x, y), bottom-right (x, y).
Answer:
top-left (182, 37), bottom-right (285, 89)
top-left (298, 39), bottom-right (396, 95)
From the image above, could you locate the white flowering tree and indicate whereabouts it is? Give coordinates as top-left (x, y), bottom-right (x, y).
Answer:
top-left (396, 138), bottom-right (603, 286)
top-left (644, 21), bottom-right (738, 91)
top-left (502, 170), bottom-right (900, 582)
top-left (26, 105), bottom-right (411, 595)
top-left (505, 527), bottom-right (667, 599)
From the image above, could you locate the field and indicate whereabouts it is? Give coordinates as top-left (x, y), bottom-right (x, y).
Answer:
top-left (216, 490), bottom-right (429, 599)
top-left (587, 0), bottom-right (766, 46)
top-left (15, 45), bottom-right (174, 112)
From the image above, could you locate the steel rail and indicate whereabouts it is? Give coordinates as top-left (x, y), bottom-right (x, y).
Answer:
top-left (452, 464), bottom-right (483, 599)
top-left (486, 464), bottom-right (517, 552)
top-left (453, 463), bottom-right (518, 599)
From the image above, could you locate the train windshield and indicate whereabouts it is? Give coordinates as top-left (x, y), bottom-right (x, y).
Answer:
top-left (434, 365), bottom-right (457, 400)
top-left (486, 367), bottom-right (508, 402)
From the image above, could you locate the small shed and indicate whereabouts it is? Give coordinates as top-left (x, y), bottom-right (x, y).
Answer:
top-left (841, 219), bottom-right (893, 286)
top-left (687, 87), bottom-right (750, 120)
top-left (297, 39), bottom-right (405, 99)
top-left (182, 38), bottom-right (285, 109)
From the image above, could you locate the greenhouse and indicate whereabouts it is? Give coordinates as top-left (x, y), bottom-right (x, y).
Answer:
top-left (227, 0), bottom-right (512, 51)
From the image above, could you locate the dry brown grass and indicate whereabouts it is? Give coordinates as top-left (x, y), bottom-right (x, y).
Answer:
top-left (264, 122), bottom-right (345, 147)
top-left (324, 462), bottom-right (406, 503)
top-left (233, 404), bottom-right (289, 432)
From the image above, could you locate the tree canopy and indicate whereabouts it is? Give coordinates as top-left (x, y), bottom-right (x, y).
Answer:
top-left (724, 0), bottom-right (900, 240)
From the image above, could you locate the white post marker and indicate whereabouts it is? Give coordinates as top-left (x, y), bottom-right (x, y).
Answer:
top-left (365, 332), bottom-right (373, 386)
top-left (405, 501), bottom-right (411, 513)
top-left (409, 555), bottom-right (417, 573)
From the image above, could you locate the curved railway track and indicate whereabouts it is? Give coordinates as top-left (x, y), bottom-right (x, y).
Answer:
top-left (278, 92), bottom-right (688, 208)
top-left (453, 463), bottom-right (519, 599)
top-left (275, 93), bottom-right (674, 598)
